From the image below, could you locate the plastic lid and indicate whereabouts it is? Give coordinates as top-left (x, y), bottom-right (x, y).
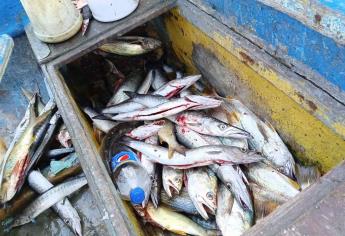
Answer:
top-left (129, 187), bottom-right (145, 205)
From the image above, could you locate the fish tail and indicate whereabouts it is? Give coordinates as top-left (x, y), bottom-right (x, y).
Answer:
top-left (174, 145), bottom-right (187, 156)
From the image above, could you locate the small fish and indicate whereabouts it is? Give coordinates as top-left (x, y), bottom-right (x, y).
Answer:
top-left (122, 138), bottom-right (263, 168)
top-left (83, 107), bottom-right (118, 133)
top-left (246, 162), bottom-right (300, 199)
top-left (158, 121), bottom-right (186, 158)
top-left (186, 168), bottom-right (217, 220)
top-left (161, 188), bottom-right (199, 215)
top-left (21, 88), bottom-right (45, 116)
top-left (295, 163), bottom-right (320, 190)
top-left (46, 148), bottom-right (75, 159)
top-left (175, 125), bottom-right (222, 148)
top-left (141, 135), bottom-right (160, 208)
top-left (28, 171), bottom-right (82, 236)
top-left (250, 183), bottom-right (287, 220)
top-left (162, 166), bottom-right (183, 197)
top-left (102, 101), bottom-right (146, 114)
top-left (138, 202), bottom-right (209, 236)
top-left (151, 69), bottom-right (169, 90)
top-left (216, 184), bottom-right (253, 236)
top-left (0, 109), bottom-right (53, 203)
top-left (169, 111), bottom-right (250, 139)
top-left (126, 120), bottom-right (165, 140)
top-left (138, 69), bottom-right (155, 94)
top-left (108, 96), bottom-right (221, 121)
top-left (107, 71), bottom-right (143, 106)
top-left (12, 176), bottom-right (87, 227)
top-left (99, 36), bottom-right (162, 56)
top-left (223, 98), bottom-right (296, 178)
top-left (190, 215), bottom-right (218, 230)
top-left (153, 75), bottom-right (201, 98)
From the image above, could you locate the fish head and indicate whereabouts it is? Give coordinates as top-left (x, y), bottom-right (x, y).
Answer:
top-left (64, 215), bottom-right (82, 236)
top-left (163, 174), bottom-right (183, 197)
top-left (192, 191), bottom-right (217, 220)
top-left (206, 119), bottom-right (251, 139)
top-left (185, 95), bottom-right (222, 110)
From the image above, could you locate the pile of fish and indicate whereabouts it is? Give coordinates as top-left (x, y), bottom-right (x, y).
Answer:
top-left (0, 90), bottom-right (86, 235)
top-left (82, 36), bottom-right (320, 236)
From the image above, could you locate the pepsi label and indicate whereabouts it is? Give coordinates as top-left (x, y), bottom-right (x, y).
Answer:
top-left (111, 151), bottom-right (139, 171)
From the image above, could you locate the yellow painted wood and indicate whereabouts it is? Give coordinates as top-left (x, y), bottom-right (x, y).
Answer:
top-left (164, 8), bottom-right (345, 173)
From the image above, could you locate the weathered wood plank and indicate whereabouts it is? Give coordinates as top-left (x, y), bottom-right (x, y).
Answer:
top-left (26, 0), bottom-right (176, 65)
top-left (244, 161), bottom-right (345, 236)
top-left (42, 64), bottom-right (140, 236)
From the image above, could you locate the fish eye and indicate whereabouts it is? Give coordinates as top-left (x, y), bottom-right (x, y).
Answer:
top-left (206, 192), bottom-right (214, 200)
top-left (240, 148), bottom-right (247, 153)
top-left (218, 124), bottom-right (227, 130)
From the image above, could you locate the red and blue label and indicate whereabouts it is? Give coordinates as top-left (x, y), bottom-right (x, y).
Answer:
top-left (111, 151), bottom-right (139, 171)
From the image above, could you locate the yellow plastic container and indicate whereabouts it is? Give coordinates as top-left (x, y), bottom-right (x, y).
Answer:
top-left (20, 0), bottom-right (82, 43)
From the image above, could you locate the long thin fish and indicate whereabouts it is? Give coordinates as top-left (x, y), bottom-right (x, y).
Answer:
top-left (153, 75), bottom-right (201, 98)
top-left (122, 139), bottom-right (263, 168)
top-left (83, 107), bottom-right (118, 133)
top-left (137, 69), bottom-right (155, 94)
top-left (46, 148), bottom-right (75, 159)
top-left (151, 69), bottom-right (169, 90)
top-left (27, 171), bottom-right (82, 236)
top-left (126, 120), bottom-right (165, 140)
top-left (169, 111), bottom-right (250, 139)
top-left (12, 176), bottom-right (87, 227)
top-left (223, 98), bottom-right (295, 178)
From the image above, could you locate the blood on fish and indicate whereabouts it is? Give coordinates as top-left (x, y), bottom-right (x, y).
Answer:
top-left (176, 115), bottom-right (187, 126)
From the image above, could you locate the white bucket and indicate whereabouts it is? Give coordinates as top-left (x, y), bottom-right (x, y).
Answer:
top-left (20, 0), bottom-right (82, 43)
top-left (87, 0), bottom-right (140, 22)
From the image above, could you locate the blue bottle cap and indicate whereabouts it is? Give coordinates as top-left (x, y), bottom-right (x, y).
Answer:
top-left (129, 187), bottom-right (145, 205)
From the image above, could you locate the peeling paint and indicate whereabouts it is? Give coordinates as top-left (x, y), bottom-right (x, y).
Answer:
top-left (164, 8), bottom-right (345, 172)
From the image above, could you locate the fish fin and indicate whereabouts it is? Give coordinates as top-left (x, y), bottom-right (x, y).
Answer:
top-left (168, 147), bottom-right (174, 159)
top-left (174, 145), bottom-right (187, 156)
top-left (123, 91), bottom-right (139, 99)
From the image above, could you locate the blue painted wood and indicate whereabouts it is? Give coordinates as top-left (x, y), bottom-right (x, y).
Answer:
top-left (203, 0), bottom-right (345, 91)
top-left (0, 0), bottom-right (28, 37)
top-left (319, 0), bottom-right (345, 14)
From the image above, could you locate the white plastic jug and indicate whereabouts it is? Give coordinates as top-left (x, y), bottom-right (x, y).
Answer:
top-left (20, 0), bottom-right (82, 43)
top-left (87, 0), bottom-right (139, 22)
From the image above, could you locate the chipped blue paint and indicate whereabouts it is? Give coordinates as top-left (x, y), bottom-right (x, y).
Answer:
top-left (319, 0), bottom-right (345, 14)
top-left (203, 0), bottom-right (345, 91)
top-left (0, 0), bottom-right (29, 37)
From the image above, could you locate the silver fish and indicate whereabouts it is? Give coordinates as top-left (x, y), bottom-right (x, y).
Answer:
top-left (153, 75), bottom-right (201, 98)
top-left (12, 176), bottom-right (87, 227)
top-left (99, 36), bottom-right (162, 56)
top-left (102, 101), bottom-right (146, 114)
top-left (137, 69), bottom-right (155, 94)
top-left (169, 111), bottom-right (250, 139)
top-left (109, 96), bottom-right (221, 121)
top-left (152, 69), bottom-right (169, 90)
top-left (216, 184), bottom-right (253, 236)
top-left (46, 148), bottom-right (75, 159)
top-left (162, 166), bottom-right (183, 197)
top-left (122, 138), bottom-right (263, 168)
top-left (246, 162), bottom-right (300, 199)
top-left (223, 98), bottom-right (295, 178)
top-left (107, 71), bottom-right (143, 106)
top-left (126, 120), bottom-right (165, 140)
top-left (161, 188), bottom-right (199, 215)
top-left (141, 135), bottom-right (160, 207)
top-left (83, 107), bottom-right (118, 133)
top-left (216, 164), bottom-right (253, 212)
top-left (186, 168), bottom-right (217, 220)
top-left (27, 171), bottom-right (82, 236)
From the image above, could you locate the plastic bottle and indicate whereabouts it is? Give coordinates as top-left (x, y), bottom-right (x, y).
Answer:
top-left (111, 146), bottom-right (151, 206)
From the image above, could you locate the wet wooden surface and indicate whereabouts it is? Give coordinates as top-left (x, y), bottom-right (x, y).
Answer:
top-left (26, 0), bottom-right (177, 65)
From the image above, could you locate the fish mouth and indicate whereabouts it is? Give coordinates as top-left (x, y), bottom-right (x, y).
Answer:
top-left (163, 179), bottom-right (181, 197)
top-left (185, 95), bottom-right (222, 110)
top-left (193, 194), bottom-right (217, 220)
top-left (225, 126), bottom-right (251, 139)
